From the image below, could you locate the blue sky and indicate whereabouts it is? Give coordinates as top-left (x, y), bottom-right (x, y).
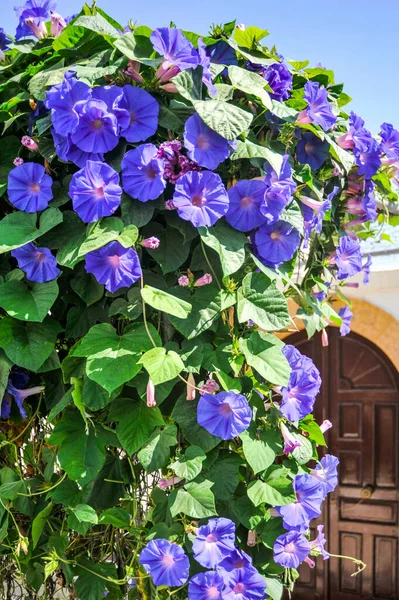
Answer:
top-left (3, 0), bottom-right (398, 133)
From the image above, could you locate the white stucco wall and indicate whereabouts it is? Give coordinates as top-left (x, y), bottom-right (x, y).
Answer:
top-left (344, 268), bottom-right (399, 322)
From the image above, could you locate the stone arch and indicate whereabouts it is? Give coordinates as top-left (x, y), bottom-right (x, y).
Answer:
top-left (285, 297), bottom-right (399, 372)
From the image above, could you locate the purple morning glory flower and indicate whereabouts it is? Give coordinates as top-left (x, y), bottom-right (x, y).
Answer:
top-left (122, 144), bottom-right (166, 202)
top-left (46, 72), bottom-right (91, 137)
top-left (51, 129), bottom-right (104, 168)
top-left (173, 170), bottom-right (229, 228)
top-left (280, 422), bottom-right (302, 455)
top-left (346, 180), bottom-right (377, 224)
top-left (263, 62), bottom-right (293, 102)
top-left (69, 161), bottom-right (122, 223)
top-left (188, 571), bottom-right (224, 600)
top-left (206, 40), bottom-right (238, 68)
top-left (339, 306), bottom-right (352, 336)
top-left (193, 518), bottom-right (236, 568)
top-left (354, 137), bottom-right (381, 179)
top-left (84, 241), bottom-right (142, 293)
top-left (8, 162), bottom-right (53, 213)
top-left (280, 351), bottom-right (321, 422)
top-left (296, 133), bottom-right (330, 170)
top-left (273, 531), bottom-right (311, 569)
top-left (198, 38), bottom-right (217, 97)
top-left (334, 236), bottom-right (363, 280)
top-left (197, 391), bottom-right (252, 440)
top-left (276, 474), bottom-right (323, 532)
top-left (115, 85), bottom-right (159, 143)
top-left (184, 113), bottom-right (232, 170)
top-left (297, 81), bottom-right (336, 131)
top-left (222, 566), bottom-right (267, 600)
top-left (226, 180), bottom-right (267, 231)
top-left (300, 196), bottom-right (331, 246)
top-left (260, 182), bottom-right (292, 223)
top-left (311, 454), bottom-right (339, 499)
top-left (253, 221), bottom-right (300, 268)
top-left (139, 538), bottom-right (190, 587)
top-left (151, 27), bottom-right (199, 73)
top-left (380, 122), bottom-right (399, 161)
top-left (0, 28), bottom-right (12, 56)
top-left (362, 254), bottom-right (372, 284)
top-left (1, 371), bottom-right (44, 419)
top-left (310, 524), bottom-right (330, 560)
top-left (219, 548), bottom-right (252, 572)
top-left (282, 345), bottom-right (303, 370)
top-left (15, 0), bottom-right (56, 40)
top-left (71, 99), bottom-right (119, 153)
top-left (264, 154), bottom-right (295, 193)
top-left (11, 242), bottom-right (60, 282)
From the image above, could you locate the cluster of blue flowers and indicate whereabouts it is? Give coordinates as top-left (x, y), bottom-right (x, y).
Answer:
top-left (139, 518), bottom-right (267, 599)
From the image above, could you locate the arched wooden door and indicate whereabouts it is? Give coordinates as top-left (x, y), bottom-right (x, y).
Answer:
top-left (289, 328), bottom-right (399, 600)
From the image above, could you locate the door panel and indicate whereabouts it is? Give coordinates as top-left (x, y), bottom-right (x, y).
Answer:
top-left (289, 329), bottom-right (399, 600)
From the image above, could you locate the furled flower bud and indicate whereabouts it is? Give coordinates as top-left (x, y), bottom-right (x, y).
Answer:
top-left (13, 157), bottom-right (24, 167)
top-left (319, 420), bottom-right (332, 434)
top-left (247, 530), bottom-right (256, 547)
top-left (195, 273), bottom-right (212, 287)
top-left (280, 422), bottom-right (302, 455)
top-left (158, 476), bottom-right (182, 489)
top-left (50, 11), bottom-right (67, 37)
top-left (123, 60), bottom-right (144, 84)
top-left (186, 373), bottom-right (196, 401)
top-left (21, 136), bottom-right (38, 151)
top-left (142, 237), bottom-right (160, 249)
top-left (146, 378), bottom-right (156, 407)
top-left (25, 17), bottom-right (47, 40)
top-left (321, 328), bottom-right (329, 347)
top-left (178, 275), bottom-right (190, 287)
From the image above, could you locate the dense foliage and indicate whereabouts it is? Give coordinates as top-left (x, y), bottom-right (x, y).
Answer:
top-left (0, 3), bottom-right (397, 599)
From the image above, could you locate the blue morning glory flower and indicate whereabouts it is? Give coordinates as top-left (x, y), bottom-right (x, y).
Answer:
top-left (184, 113), bottom-right (232, 170)
top-left (8, 162), bottom-right (53, 213)
top-left (11, 242), bottom-right (60, 282)
top-left (197, 391), bottom-right (252, 440)
top-left (122, 144), bottom-right (166, 202)
top-left (273, 530), bottom-right (311, 569)
top-left (139, 538), bottom-right (190, 587)
top-left (192, 517), bottom-right (236, 568)
top-left (226, 179), bottom-right (267, 231)
top-left (84, 241), bottom-right (142, 293)
top-left (173, 170), bottom-right (229, 228)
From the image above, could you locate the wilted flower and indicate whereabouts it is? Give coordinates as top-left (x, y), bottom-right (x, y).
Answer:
top-left (142, 237), bottom-right (160, 249)
top-left (263, 62), bottom-right (293, 101)
top-left (199, 378), bottom-right (220, 395)
top-left (13, 157), bottom-right (24, 167)
top-left (178, 275), bottom-right (190, 287)
top-left (21, 136), bottom-right (38, 151)
top-left (195, 273), bottom-right (212, 287)
top-left (186, 373), bottom-right (196, 401)
top-left (158, 476), bottom-right (182, 489)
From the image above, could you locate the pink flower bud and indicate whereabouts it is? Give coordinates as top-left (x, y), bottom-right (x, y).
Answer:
top-left (296, 109), bottom-right (312, 125)
top-left (195, 273), bottom-right (212, 287)
top-left (146, 378), bottom-right (156, 407)
top-left (321, 329), bottom-right (329, 347)
top-left (25, 18), bottom-right (47, 40)
top-left (336, 133), bottom-right (354, 149)
top-left (21, 136), bottom-right (38, 151)
top-left (343, 282), bottom-right (359, 288)
top-left (160, 83), bottom-right (179, 94)
top-left (13, 157), bottom-right (24, 167)
top-left (304, 556), bottom-right (316, 568)
top-left (319, 420), bottom-right (332, 434)
top-left (142, 237), bottom-right (160, 249)
top-left (247, 530), bottom-right (256, 547)
top-left (165, 199), bottom-right (176, 211)
top-left (280, 422), bottom-right (302, 455)
top-left (123, 60), bottom-right (144, 84)
top-left (158, 476), bottom-right (182, 489)
top-left (178, 275), bottom-right (190, 287)
top-left (186, 373), bottom-right (196, 401)
top-left (50, 11), bottom-right (66, 37)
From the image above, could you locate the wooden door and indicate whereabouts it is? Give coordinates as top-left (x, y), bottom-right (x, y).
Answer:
top-left (289, 329), bottom-right (399, 600)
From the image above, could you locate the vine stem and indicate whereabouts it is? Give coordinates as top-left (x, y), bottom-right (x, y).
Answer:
top-left (140, 275), bottom-right (158, 348)
top-left (327, 553), bottom-right (367, 576)
top-left (16, 472), bottom-right (67, 497)
top-left (200, 239), bottom-right (222, 291)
